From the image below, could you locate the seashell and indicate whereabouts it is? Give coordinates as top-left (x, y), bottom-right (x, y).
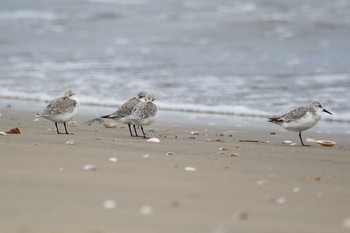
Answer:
top-left (146, 137), bottom-right (160, 143)
top-left (184, 166), bottom-right (197, 171)
top-left (293, 187), bottom-right (300, 193)
top-left (230, 152), bottom-right (239, 157)
top-left (141, 154), bottom-right (150, 158)
top-left (33, 118), bottom-right (40, 122)
top-left (108, 157), bottom-right (118, 162)
top-left (83, 164), bottom-right (96, 171)
top-left (140, 205), bottom-right (154, 215)
top-left (0, 132), bottom-right (7, 136)
top-left (190, 131), bottom-right (199, 135)
top-left (205, 138), bottom-right (213, 142)
top-left (275, 196), bottom-right (287, 205)
top-left (165, 152), bottom-right (175, 156)
top-left (290, 143), bottom-right (297, 146)
top-left (104, 123), bottom-right (117, 128)
top-left (103, 200), bottom-right (117, 209)
top-left (256, 180), bottom-right (268, 186)
top-left (6, 128), bottom-right (21, 134)
top-left (282, 140), bottom-right (293, 144)
top-left (219, 147), bottom-right (229, 151)
top-left (342, 217), bottom-right (350, 229)
top-left (316, 140), bottom-right (336, 147)
top-left (66, 139), bottom-right (75, 145)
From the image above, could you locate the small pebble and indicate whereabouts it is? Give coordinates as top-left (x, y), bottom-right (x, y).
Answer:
top-left (230, 153), bottom-right (239, 157)
top-left (237, 211), bottom-right (249, 220)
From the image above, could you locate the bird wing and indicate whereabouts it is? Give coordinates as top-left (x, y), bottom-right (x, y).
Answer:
top-left (101, 97), bottom-right (139, 119)
top-left (283, 106), bottom-right (308, 123)
top-left (39, 97), bottom-right (77, 116)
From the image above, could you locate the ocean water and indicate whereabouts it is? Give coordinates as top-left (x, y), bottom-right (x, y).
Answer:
top-left (0, 0), bottom-right (350, 122)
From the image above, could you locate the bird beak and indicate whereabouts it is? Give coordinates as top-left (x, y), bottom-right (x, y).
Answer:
top-left (323, 109), bottom-right (332, 115)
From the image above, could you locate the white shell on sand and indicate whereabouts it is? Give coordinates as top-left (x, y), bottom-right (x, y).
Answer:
top-left (0, 132), bottom-right (7, 136)
top-left (282, 140), bottom-right (293, 144)
top-left (103, 200), bottom-right (117, 209)
top-left (316, 140), bottom-right (336, 147)
top-left (83, 164), bottom-right (96, 171)
top-left (190, 131), bottom-right (200, 135)
top-left (66, 139), bottom-right (75, 145)
top-left (140, 205), bottom-right (154, 215)
top-left (342, 217), bottom-right (350, 229)
top-left (185, 166), bottom-right (197, 171)
top-left (104, 123), bottom-right (117, 128)
top-left (219, 147), bottom-right (229, 151)
top-left (109, 157), bottom-right (118, 162)
top-left (33, 118), bottom-right (40, 122)
top-left (141, 154), bottom-right (150, 158)
top-left (146, 138), bottom-right (160, 143)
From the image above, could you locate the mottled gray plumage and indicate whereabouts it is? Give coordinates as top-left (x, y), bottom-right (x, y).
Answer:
top-left (268, 101), bottom-right (332, 146)
top-left (37, 89), bottom-right (79, 134)
top-left (129, 93), bottom-right (158, 138)
top-left (101, 91), bottom-right (149, 137)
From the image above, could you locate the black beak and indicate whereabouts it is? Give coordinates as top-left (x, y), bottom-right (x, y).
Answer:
top-left (323, 109), bottom-right (332, 115)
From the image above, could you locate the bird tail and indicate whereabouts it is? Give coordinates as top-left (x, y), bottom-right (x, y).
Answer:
top-left (101, 114), bottom-right (118, 119)
top-left (267, 117), bottom-right (283, 123)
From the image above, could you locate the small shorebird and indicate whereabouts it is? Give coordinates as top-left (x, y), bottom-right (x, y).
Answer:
top-left (37, 89), bottom-right (80, 134)
top-left (129, 93), bottom-right (158, 138)
top-left (268, 101), bottom-right (332, 146)
top-left (101, 91), bottom-right (148, 137)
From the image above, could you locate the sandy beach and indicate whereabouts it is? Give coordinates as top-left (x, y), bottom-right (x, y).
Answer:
top-left (1, 104), bottom-right (350, 233)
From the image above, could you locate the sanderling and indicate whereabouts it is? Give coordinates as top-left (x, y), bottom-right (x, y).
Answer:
top-left (129, 93), bottom-right (158, 138)
top-left (268, 101), bottom-right (332, 146)
top-left (37, 89), bottom-right (79, 134)
top-left (101, 91), bottom-right (148, 137)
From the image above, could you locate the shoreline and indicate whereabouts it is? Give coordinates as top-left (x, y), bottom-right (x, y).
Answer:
top-left (1, 101), bottom-right (350, 233)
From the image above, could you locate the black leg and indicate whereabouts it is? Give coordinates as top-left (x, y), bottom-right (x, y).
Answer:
top-left (128, 124), bottom-right (134, 137)
top-left (63, 122), bottom-right (69, 134)
top-left (299, 132), bottom-right (310, 146)
top-left (133, 125), bottom-right (139, 137)
top-left (55, 122), bottom-right (60, 134)
top-left (140, 126), bottom-right (147, 139)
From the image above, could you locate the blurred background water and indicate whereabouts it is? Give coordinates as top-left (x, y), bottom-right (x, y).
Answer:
top-left (0, 0), bottom-right (349, 121)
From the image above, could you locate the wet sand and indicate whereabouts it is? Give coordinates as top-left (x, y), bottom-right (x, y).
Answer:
top-left (0, 107), bottom-right (350, 233)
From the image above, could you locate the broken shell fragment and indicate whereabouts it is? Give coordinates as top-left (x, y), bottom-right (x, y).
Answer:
top-left (33, 118), bottom-right (40, 122)
top-left (140, 205), bottom-right (154, 215)
top-left (103, 200), bottom-right (117, 209)
top-left (147, 138), bottom-right (160, 143)
top-left (66, 139), bottom-right (75, 145)
top-left (83, 164), bottom-right (96, 171)
top-left (104, 123), bottom-right (117, 128)
top-left (165, 152), bottom-right (175, 156)
top-left (316, 140), bottom-right (336, 147)
top-left (282, 140), bottom-right (293, 144)
top-left (6, 128), bottom-right (21, 134)
top-left (0, 132), bottom-right (7, 136)
top-left (306, 138), bottom-right (316, 142)
top-left (108, 157), bottom-right (118, 162)
top-left (190, 131), bottom-right (200, 135)
top-left (219, 147), bottom-right (229, 151)
top-left (184, 166), bottom-right (197, 171)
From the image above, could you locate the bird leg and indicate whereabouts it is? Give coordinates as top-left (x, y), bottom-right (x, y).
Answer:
top-left (55, 122), bottom-right (60, 134)
top-left (299, 132), bottom-right (310, 146)
top-left (128, 124), bottom-right (135, 137)
top-left (63, 122), bottom-right (69, 134)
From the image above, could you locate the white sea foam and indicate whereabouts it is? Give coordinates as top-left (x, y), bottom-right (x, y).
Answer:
top-left (0, 11), bottom-right (61, 21)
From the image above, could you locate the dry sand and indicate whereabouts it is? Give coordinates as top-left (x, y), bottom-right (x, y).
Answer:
top-left (0, 106), bottom-right (350, 233)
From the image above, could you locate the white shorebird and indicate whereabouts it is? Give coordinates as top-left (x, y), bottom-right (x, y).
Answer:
top-left (37, 89), bottom-right (80, 134)
top-left (129, 93), bottom-right (158, 138)
top-left (268, 101), bottom-right (332, 146)
top-left (101, 91), bottom-right (148, 137)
